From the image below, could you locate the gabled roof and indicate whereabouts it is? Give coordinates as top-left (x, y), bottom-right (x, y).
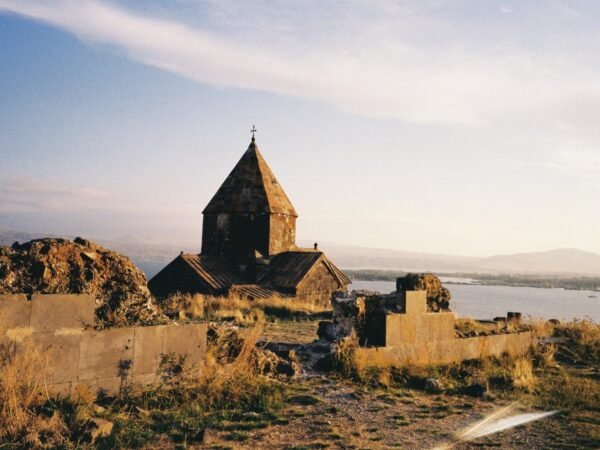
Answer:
top-left (258, 250), bottom-right (351, 290)
top-left (179, 253), bottom-right (243, 290)
top-left (203, 139), bottom-right (297, 216)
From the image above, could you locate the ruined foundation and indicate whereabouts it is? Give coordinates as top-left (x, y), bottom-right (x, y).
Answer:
top-left (320, 290), bottom-right (534, 367)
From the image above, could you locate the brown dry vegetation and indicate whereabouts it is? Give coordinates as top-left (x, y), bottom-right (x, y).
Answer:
top-left (0, 342), bottom-right (69, 448)
top-left (162, 293), bottom-right (330, 324)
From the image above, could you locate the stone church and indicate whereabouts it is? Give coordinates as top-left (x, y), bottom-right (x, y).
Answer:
top-left (148, 135), bottom-right (350, 305)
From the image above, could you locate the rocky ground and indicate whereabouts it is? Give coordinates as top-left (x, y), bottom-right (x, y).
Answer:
top-left (192, 320), bottom-right (599, 450)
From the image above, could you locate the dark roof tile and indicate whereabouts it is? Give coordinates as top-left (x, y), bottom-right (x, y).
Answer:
top-left (203, 140), bottom-right (297, 216)
top-left (180, 253), bottom-right (243, 290)
top-left (259, 250), bottom-right (351, 290)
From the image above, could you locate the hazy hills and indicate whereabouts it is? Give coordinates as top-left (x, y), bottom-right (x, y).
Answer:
top-left (2, 230), bottom-right (600, 277)
top-left (315, 242), bottom-right (600, 276)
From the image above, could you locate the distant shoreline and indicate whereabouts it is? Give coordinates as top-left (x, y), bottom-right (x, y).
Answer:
top-left (344, 269), bottom-right (600, 292)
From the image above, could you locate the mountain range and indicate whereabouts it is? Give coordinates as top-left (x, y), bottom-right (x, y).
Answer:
top-left (2, 229), bottom-right (600, 278)
top-left (315, 242), bottom-right (600, 276)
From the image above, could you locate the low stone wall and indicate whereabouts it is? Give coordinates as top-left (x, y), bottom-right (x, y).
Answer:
top-left (385, 311), bottom-right (456, 346)
top-left (356, 331), bottom-right (534, 367)
top-left (330, 290), bottom-right (535, 367)
top-left (0, 294), bottom-right (207, 397)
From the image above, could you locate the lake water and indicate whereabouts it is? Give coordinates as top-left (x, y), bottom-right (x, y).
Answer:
top-left (350, 280), bottom-right (600, 322)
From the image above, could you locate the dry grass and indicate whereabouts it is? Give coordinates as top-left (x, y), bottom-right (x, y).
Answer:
top-left (511, 357), bottom-right (536, 391)
top-left (454, 317), bottom-right (495, 335)
top-left (164, 293), bottom-right (329, 323)
top-left (333, 333), bottom-right (393, 385)
top-left (528, 318), bottom-right (555, 339)
top-left (554, 319), bottom-right (600, 366)
top-left (197, 324), bottom-right (283, 410)
top-left (0, 342), bottom-right (69, 448)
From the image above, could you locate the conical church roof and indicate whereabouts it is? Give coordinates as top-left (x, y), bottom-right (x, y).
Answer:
top-left (203, 139), bottom-right (298, 216)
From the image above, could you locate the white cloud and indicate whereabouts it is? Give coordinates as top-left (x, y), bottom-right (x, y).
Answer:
top-left (1, 0), bottom-right (600, 128)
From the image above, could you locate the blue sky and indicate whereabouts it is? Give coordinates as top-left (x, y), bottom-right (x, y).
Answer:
top-left (1, 0), bottom-right (600, 256)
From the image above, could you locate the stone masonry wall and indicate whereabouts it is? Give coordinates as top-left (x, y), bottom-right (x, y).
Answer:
top-left (356, 331), bottom-right (534, 367)
top-left (356, 290), bottom-right (534, 367)
top-left (268, 214), bottom-right (296, 255)
top-left (323, 290), bottom-right (535, 367)
top-left (296, 261), bottom-right (343, 307)
top-left (0, 294), bottom-right (207, 397)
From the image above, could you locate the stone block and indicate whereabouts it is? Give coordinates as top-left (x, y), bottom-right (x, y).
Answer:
top-left (31, 331), bottom-right (82, 384)
top-left (30, 294), bottom-right (95, 332)
top-left (79, 327), bottom-right (134, 381)
top-left (0, 294), bottom-right (31, 333)
top-left (425, 312), bottom-right (455, 342)
top-left (385, 314), bottom-right (416, 346)
top-left (132, 325), bottom-right (165, 376)
top-left (163, 323), bottom-right (207, 368)
top-left (358, 331), bottom-right (534, 367)
top-left (404, 291), bottom-right (427, 315)
top-left (4, 326), bottom-right (34, 343)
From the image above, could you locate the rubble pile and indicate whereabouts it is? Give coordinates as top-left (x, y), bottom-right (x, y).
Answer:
top-left (0, 237), bottom-right (162, 327)
top-left (396, 273), bottom-right (451, 311)
top-left (207, 322), bottom-right (299, 378)
top-left (318, 291), bottom-right (407, 346)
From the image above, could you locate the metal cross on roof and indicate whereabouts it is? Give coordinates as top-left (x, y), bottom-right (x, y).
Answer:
top-left (251, 125), bottom-right (257, 140)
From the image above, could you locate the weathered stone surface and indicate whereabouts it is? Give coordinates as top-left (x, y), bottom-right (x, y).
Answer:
top-left (3, 320), bottom-right (208, 397)
top-left (132, 325), bottom-right (165, 376)
top-left (0, 238), bottom-right (162, 327)
top-left (79, 327), bottom-right (135, 381)
top-left (396, 273), bottom-right (452, 312)
top-left (164, 323), bottom-right (207, 368)
top-left (30, 294), bottom-right (94, 331)
top-left (295, 260), bottom-right (343, 307)
top-left (0, 294), bottom-right (30, 332)
top-left (31, 331), bottom-right (82, 384)
top-left (404, 291), bottom-right (427, 315)
top-left (355, 331), bottom-right (534, 367)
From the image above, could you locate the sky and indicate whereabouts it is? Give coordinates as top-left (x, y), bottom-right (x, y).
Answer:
top-left (1, 0), bottom-right (600, 257)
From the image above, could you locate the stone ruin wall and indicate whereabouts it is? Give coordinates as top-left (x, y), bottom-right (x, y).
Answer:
top-left (0, 294), bottom-right (207, 397)
top-left (325, 290), bottom-right (534, 367)
top-left (360, 328), bottom-right (534, 367)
